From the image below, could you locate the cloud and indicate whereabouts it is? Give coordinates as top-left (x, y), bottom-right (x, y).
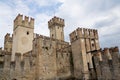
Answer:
top-left (34, 13), bottom-right (52, 36)
top-left (33, 0), bottom-right (60, 7)
top-left (55, 0), bottom-right (120, 49)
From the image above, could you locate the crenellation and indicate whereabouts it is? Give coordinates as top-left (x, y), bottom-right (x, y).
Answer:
top-left (83, 28), bottom-right (89, 38)
top-left (89, 29), bottom-right (95, 38)
top-left (103, 48), bottom-right (112, 60)
top-left (14, 14), bottom-right (23, 23)
top-left (113, 46), bottom-right (119, 52)
top-left (98, 50), bottom-right (103, 61)
top-left (24, 16), bottom-right (29, 27)
top-left (14, 14), bottom-right (34, 30)
top-left (76, 28), bottom-right (83, 38)
top-left (1, 14), bottom-right (120, 80)
top-left (25, 16), bottom-right (29, 22)
top-left (4, 33), bottom-right (13, 52)
top-left (30, 17), bottom-right (35, 28)
top-left (93, 29), bottom-right (98, 39)
top-left (48, 16), bottom-right (64, 28)
top-left (69, 30), bottom-right (77, 42)
top-left (14, 14), bottom-right (23, 30)
top-left (83, 28), bottom-right (86, 37)
top-left (5, 33), bottom-right (10, 40)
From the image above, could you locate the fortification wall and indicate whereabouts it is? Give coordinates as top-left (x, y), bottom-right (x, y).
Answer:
top-left (93, 47), bottom-right (120, 80)
top-left (0, 51), bottom-right (36, 80)
top-left (33, 35), bottom-right (57, 80)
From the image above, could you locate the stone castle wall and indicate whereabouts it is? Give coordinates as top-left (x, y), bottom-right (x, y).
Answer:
top-left (0, 14), bottom-right (120, 80)
top-left (0, 46), bottom-right (119, 80)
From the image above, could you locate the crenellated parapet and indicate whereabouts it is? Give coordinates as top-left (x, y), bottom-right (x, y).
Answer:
top-left (111, 46), bottom-right (119, 53)
top-left (4, 33), bottom-right (13, 52)
top-left (109, 47), bottom-right (120, 64)
top-left (48, 16), bottom-right (64, 28)
top-left (69, 28), bottom-right (98, 42)
top-left (14, 14), bottom-right (34, 30)
top-left (100, 46), bottom-right (120, 62)
top-left (4, 33), bottom-right (12, 43)
top-left (103, 47), bottom-right (119, 54)
top-left (34, 34), bottom-right (68, 43)
top-left (4, 33), bottom-right (12, 45)
top-left (103, 48), bottom-right (112, 60)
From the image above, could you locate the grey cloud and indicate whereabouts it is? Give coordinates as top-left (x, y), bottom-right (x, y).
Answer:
top-left (84, 0), bottom-right (120, 13)
top-left (93, 16), bottom-right (119, 28)
top-left (100, 33), bottom-right (120, 48)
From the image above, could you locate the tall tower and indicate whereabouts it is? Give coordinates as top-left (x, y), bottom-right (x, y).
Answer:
top-left (4, 33), bottom-right (12, 52)
top-left (69, 28), bottom-right (101, 79)
top-left (48, 16), bottom-right (65, 41)
top-left (12, 14), bottom-right (34, 61)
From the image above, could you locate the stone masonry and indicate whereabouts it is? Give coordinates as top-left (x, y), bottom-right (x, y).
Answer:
top-left (0, 14), bottom-right (120, 80)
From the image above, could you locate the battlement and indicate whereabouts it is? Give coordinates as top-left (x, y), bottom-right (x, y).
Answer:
top-left (14, 14), bottom-right (34, 30)
top-left (48, 16), bottom-right (65, 28)
top-left (102, 47), bottom-right (119, 54)
top-left (69, 28), bottom-right (98, 42)
top-left (104, 47), bottom-right (119, 53)
top-left (103, 48), bottom-right (109, 54)
top-left (34, 34), bottom-right (67, 42)
top-left (112, 46), bottom-right (119, 52)
top-left (5, 33), bottom-right (10, 38)
top-left (4, 33), bottom-right (12, 43)
top-left (102, 46), bottom-right (120, 60)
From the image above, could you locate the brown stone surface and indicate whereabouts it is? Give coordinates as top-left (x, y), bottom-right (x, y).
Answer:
top-left (0, 14), bottom-right (120, 80)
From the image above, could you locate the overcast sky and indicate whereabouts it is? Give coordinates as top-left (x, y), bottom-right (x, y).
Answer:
top-left (0, 0), bottom-right (120, 49)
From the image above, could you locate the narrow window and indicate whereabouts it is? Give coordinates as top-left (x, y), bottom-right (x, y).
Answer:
top-left (92, 43), bottom-right (94, 47)
top-left (27, 31), bottom-right (29, 35)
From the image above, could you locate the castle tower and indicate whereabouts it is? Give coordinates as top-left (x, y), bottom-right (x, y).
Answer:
top-left (69, 28), bottom-right (101, 79)
top-left (69, 28), bottom-right (89, 79)
top-left (4, 33), bottom-right (13, 52)
top-left (48, 16), bottom-right (65, 41)
top-left (12, 14), bottom-right (34, 61)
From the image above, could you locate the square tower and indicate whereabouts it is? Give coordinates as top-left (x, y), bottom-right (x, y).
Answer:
top-left (48, 16), bottom-right (65, 41)
top-left (69, 28), bottom-right (100, 79)
top-left (12, 14), bottom-right (34, 61)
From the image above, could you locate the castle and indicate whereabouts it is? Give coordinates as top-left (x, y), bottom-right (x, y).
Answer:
top-left (0, 14), bottom-right (120, 80)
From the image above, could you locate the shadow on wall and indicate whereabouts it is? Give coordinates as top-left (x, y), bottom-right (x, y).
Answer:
top-left (12, 79), bottom-right (17, 80)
